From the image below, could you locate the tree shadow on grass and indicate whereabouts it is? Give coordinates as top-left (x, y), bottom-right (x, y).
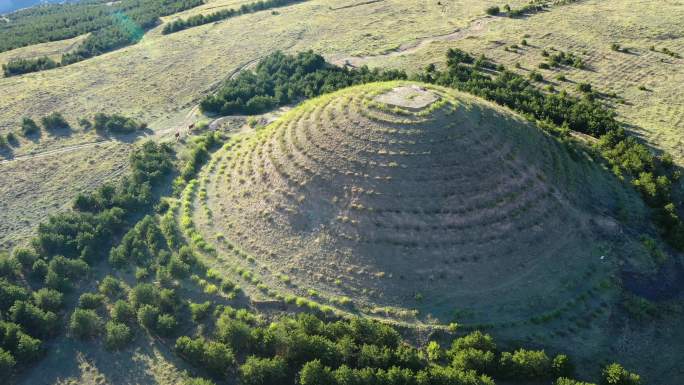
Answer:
top-left (95, 127), bottom-right (154, 144)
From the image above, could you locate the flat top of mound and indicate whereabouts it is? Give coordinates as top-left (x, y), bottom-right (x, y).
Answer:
top-left (374, 85), bottom-right (439, 109)
top-left (190, 81), bottom-right (649, 327)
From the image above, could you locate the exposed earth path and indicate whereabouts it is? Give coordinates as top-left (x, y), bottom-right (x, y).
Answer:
top-left (331, 16), bottom-right (495, 67)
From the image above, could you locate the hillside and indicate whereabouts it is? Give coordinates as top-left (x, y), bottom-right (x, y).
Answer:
top-left (188, 81), bottom-right (650, 325)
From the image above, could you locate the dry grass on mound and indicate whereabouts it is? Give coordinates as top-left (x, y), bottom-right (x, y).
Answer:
top-left (181, 81), bottom-right (650, 333)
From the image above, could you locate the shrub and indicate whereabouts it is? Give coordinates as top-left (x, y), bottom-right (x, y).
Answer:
top-left (93, 113), bottom-right (144, 135)
top-left (155, 313), bottom-right (178, 336)
top-left (601, 363), bottom-right (641, 385)
top-left (41, 112), bottom-right (69, 131)
top-left (105, 321), bottom-right (133, 350)
top-left (239, 356), bottom-right (288, 385)
top-left (32, 288), bottom-right (63, 312)
top-left (21, 118), bottom-right (40, 136)
top-left (528, 71), bottom-right (543, 82)
top-left (137, 304), bottom-right (160, 329)
top-left (299, 360), bottom-right (335, 385)
top-left (78, 292), bottom-right (106, 309)
top-left (13, 247), bottom-right (38, 269)
top-left (577, 82), bottom-right (592, 93)
top-left (2, 56), bottom-right (59, 77)
top-left (10, 300), bottom-right (57, 338)
top-left (190, 301), bottom-right (212, 322)
top-left (111, 300), bottom-right (136, 324)
top-left (485, 6), bottom-right (500, 15)
top-left (0, 348), bottom-right (16, 377)
top-left (98, 275), bottom-right (124, 298)
top-left (69, 308), bottom-right (103, 339)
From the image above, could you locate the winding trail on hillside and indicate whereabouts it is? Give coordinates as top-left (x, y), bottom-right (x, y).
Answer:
top-left (331, 16), bottom-right (495, 68)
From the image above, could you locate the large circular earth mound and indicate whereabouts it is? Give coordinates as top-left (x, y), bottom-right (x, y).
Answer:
top-left (196, 82), bottom-right (650, 326)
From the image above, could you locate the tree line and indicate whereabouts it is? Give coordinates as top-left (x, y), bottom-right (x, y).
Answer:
top-left (173, 310), bottom-right (639, 385)
top-left (162, 0), bottom-right (307, 34)
top-left (1, 0), bottom-right (204, 77)
top-left (200, 50), bottom-right (407, 115)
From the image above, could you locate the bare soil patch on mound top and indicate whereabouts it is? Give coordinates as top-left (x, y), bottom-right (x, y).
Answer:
top-left (374, 85), bottom-right (439, 110)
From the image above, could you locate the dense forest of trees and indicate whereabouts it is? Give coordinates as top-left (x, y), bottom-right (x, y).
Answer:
top-left (1, 0), bottom-right (204, 76)
top-left (162, 0), bottom-right (306, 34)
top-left (173, 310), bottom-right (639, 385)
top-left (0, 141), bottom-right (173, 376)
top-left (200, 51), bottom-right (407, 115)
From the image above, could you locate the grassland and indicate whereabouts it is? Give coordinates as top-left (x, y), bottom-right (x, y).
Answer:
top-left (339, 0), bottom-right (684, 164)
top-left (1, 1), bottom-right (683, 384)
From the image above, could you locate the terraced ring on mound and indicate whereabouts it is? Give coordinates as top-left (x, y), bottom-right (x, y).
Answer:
top-left (185, 81), bottom-right (650, 327)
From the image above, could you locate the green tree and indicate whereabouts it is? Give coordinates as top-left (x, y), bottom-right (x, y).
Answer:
top-left (98, 275), bottom-right (124, 298)
top-left (239, 356), bottom-right (288, 385)
top-left (41, 112), bottom-right (69, 131)
top-left (427, 340), bottom-right (442, 362)
top-left (155, 313), bottom-right (178, 336)
top-left (20, 118), bottom-right (40, 136)
top-left (137, 304), bottom-right (160, 329)
top-left (299, 360), bottom-right (335, 385)
top-left (78, 292), bottom-right (106, 309)
top-left (0, 348), bottom-right (16, 378)
top-left (32, 288), bottom-right (63, 312)
top-left (105, 321), bottom-right (133, 350)
top-left (69, 308), bottom-right (103, 339)
top-left (111, 299), bottom-right (136, 324)
top-left (601, 363), bottom-right (641, 385)
top-left (10, 300), bottom-right (57, 338)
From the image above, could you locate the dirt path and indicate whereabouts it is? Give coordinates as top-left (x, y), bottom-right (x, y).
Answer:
top-left (331, 17), bottom-right (495, 67)
top-left (330, 0), bottom-right (384, 11)
top-left (0, 139), bottom-right (111, 165)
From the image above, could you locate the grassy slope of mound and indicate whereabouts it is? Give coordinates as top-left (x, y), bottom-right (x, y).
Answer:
top-left (179, 81), bottom-right (660, 371)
